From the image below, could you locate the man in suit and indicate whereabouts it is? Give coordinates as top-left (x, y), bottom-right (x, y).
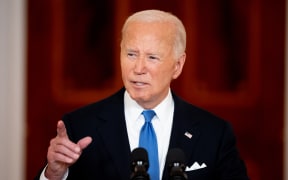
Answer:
top-left (37, 9), bottom-right (249, 180)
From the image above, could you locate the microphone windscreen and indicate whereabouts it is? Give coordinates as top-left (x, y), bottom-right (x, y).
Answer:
top-left (131, 147), bottom-right (149, 167)
top-left (130, 147), bottom-right (150, 179)
top-left (166, 148), bottom-right (186, 165)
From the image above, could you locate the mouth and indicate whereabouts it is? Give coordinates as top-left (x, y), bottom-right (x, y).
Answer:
top-left (131, 81), bottom-right (148, 87)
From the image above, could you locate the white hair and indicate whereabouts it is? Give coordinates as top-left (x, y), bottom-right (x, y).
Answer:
top-left (121, 9), bottom-right (186, 58)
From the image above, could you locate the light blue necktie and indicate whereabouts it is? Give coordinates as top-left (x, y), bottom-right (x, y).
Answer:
top-left (139, 110), bottom-right (159, 180)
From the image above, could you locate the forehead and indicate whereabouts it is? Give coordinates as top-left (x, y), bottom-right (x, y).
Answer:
top-left (122, 21), bottom-right (175, 48)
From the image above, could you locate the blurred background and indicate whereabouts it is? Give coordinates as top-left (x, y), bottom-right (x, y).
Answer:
top-left (0, 0), bottom-right (286, 179)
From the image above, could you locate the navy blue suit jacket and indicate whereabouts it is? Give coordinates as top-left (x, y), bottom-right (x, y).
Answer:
top-left (42, 88), bottom-right (249, 180)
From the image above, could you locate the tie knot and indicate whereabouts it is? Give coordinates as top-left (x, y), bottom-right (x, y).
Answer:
top-left (142, 110), bottom-right (156, 123)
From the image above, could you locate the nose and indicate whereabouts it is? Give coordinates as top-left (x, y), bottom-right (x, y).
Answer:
top-left (133, 56), bottom-right (146, 74)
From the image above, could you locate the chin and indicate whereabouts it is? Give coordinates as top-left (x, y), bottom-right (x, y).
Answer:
top-left (130, 92), bottom-right (145, 101)
top-left (129, 91), bottom-right (149, 102)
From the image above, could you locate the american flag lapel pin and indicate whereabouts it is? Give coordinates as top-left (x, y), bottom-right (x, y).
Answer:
top-left (184, 131), bottom-right (193, 139)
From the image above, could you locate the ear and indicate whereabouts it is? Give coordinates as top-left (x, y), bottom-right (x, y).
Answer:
top-left (172, 53), bottom-right (186, 79)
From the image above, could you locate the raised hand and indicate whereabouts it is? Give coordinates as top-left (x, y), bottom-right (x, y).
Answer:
top-left (45, 120), bottom-right (92, 180)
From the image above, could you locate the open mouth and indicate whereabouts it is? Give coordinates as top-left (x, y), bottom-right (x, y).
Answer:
top-left (132, 81), bottom-right (148, 86)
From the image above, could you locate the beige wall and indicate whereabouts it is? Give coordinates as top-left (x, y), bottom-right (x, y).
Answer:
top-left (0, 0), bottom-right (26, 179)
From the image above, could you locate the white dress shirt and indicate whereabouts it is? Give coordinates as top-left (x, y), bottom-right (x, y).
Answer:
top-left (125, 90), bottom-right (174, 179)
top-left (40, 89), bottom-right (174, 180)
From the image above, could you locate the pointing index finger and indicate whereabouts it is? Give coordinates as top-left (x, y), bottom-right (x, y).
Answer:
top-left (57, 120), bottom-right (68, 138)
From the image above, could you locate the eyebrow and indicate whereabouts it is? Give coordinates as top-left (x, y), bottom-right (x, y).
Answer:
top-left (125, 48), bottom-right (161, 57)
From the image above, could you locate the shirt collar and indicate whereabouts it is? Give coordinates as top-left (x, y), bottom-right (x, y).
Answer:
top-left (124, 89), bottom-right (174, 122)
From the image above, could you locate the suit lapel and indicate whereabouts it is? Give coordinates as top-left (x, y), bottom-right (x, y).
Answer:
top-left (97, 89), bottom-right (132, 180)
top-left (168, 106), bottom-right (200, 161)
top-left (163, 94), bottom-right (201, 179)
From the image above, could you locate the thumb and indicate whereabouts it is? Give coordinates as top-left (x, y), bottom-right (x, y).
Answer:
top-left (77, 136), bottom-right (92, 150)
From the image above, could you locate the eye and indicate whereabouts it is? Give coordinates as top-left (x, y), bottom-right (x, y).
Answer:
top-left (148, 55), bottom-right (159, 60)
top-left (127, 52), bottom-right (137, 59)
top-left (127, 53), bottom-right (135, 57)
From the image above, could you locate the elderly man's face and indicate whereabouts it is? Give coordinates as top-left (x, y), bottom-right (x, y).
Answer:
top-left (120, 21), bottom-right (185, 109)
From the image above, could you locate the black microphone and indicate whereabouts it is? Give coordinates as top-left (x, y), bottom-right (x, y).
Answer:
top-left (130, 147), bottom-right (150, 180)
top-left (166, 148), bottom-right (188, 180)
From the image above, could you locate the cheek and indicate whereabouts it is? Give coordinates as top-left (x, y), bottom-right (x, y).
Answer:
top-left (159, 64), bottom-right (177, 79)
top-left (120, 56), bottom-right (125, 67)
top-left (121, 61), bottom-right (131, 79)
top-left (121, 66), bottom-right (128, 78)
top-left (153, 69), bottom-right (173, 85)
top-left (120, 58), bottom-right (128, 71)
